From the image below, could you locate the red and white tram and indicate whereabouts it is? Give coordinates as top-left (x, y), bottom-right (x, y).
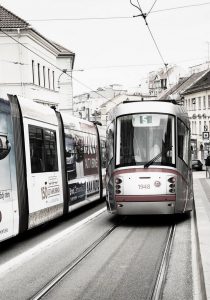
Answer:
top-left (106, 100), bottom-right (193, 215)
top-left (0, 95), bottom-right (105, 242)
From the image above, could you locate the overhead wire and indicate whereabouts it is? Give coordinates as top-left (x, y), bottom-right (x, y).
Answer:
top-left (151, 1), bottom-right (210, 14)
top-left (147, 0), bottom-right (158, 15)
top-left (2, 1), bottom-right (209, 97)
top-left (130, 0), bottom-right (170, 86)
top-left (27, 2), bottom-right (210, 22)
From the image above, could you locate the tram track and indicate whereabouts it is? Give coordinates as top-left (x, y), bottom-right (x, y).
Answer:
top-left (30, 219), bottom-right (123, 300)
top-left (149, 224), bottom-right (176, 300)
top-left (30, 217), bottom-right (176, 300)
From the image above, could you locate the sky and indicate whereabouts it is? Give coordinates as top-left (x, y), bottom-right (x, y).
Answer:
top-left (1, 0), bottom-right (210, 95)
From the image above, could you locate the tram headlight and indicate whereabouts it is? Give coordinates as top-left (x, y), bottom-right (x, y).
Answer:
top-left (168, 177), bottom-right (176, 183)
top-left (115, 178), bottom-right (122, 184)
top-left (115, 177), bottom-right (123, 194)
top-left (167, 176), bottom-right (176, 194)
top-left (169, 183), bottom-right (175, 188)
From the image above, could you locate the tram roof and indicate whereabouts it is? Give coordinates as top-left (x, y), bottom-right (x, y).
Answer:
top-left (61, 112), bottom-right (97, 133)
top-left (108, 100), bottom-right (189, 123)
top-left (4, 95), bottom-right (98, 131)
top-left (8, 95), bottom-right (58, 126)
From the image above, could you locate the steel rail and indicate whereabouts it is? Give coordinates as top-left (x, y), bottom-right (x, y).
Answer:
top-left (30, 222), bottom-right (121, 300)
top-left (150, 224), bottom-right (176, 300)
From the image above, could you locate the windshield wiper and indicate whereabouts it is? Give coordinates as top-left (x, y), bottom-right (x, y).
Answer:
top-left (144, 145), bottom-right (173, 169)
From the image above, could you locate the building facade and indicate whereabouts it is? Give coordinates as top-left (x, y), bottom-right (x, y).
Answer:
top-left (73, 84), bottom-right (127, 121)
top-left (182, 69), bottom-right (210, 160)
top-left (148, 65), bottom-right (186, 98)
top-left (0, 5), bottom-right (75, 112)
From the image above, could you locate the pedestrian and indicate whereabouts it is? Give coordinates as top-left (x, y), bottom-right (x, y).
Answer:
top-left (205, 152), bottom-right (210, 178)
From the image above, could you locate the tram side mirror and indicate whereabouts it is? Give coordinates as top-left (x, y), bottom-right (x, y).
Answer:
top-left (0, 136), bottom-right (11, 160)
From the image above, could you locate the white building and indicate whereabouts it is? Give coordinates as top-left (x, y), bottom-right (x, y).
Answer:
top-left (148, 65), bottom-right (186, 98)
top-left (182, 69), bottom-right (210, 160)
top-left (73, 84), bottom-right (127, 121)
top-left (0, 5), bottom-right (75, 112)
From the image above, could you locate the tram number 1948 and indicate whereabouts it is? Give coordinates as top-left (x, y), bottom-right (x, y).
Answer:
top-left (138, 184), bottom-right (150, 189)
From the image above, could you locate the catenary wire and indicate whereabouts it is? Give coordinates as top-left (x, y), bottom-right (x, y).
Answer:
top-left (27, 2), bottom-right (210, 22)
top-left (147, 0), bottom-right (158, 15)
top-left (130, 0), bottom-right (170, 86)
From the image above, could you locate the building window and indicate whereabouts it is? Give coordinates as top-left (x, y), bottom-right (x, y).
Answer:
top-left (191, 98), bottom-right (196, 111)
top-left (48, 68), bottom-right (51, 89)
top-left (198, 97), bottom-right (201, 110)
top-left (37, 63), bottom-right (40, 86)
top-left (43, 66), bottom-right (46, 87)
top-left (194, 121), bottom-right (196, 135)
top-left (52, 71), bottom-right (55, 90)
top-left (203, 96), bottom-right (206, 109)
top-left (161, 79), bottom-right (167, 89)
top-left (32, 60), bottom-right (35, 84)
top-left (199, 121), bottom-right (202, 135)
top-left (204, 121), bottom-right (208, 131)
top-left (208, 95), bottom-right (210, 108)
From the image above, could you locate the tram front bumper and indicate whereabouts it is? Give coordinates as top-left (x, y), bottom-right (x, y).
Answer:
top-left (115, 195), bottom-right (176, 215)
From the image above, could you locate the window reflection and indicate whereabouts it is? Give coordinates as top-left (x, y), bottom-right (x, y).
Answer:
top-left (116, 114), bottom-right (175, 167)
top-left (29, 125), bottom-right (58, 173)
top-left (0, 135), bottom-right (11, 160)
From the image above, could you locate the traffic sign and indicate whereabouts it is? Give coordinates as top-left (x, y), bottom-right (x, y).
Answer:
top-left (203, 132), bottom-right (209, 139)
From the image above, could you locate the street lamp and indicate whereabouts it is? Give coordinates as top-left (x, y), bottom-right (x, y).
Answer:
top-left (57, 69), bottom-right (84, 89)
top-left (57, 69), bottom-right (68, 89)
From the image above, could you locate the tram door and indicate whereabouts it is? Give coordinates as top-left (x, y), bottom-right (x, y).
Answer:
top-left (0, 108), bottom-right (16, 241)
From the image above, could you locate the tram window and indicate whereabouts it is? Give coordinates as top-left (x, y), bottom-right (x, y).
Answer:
top-left (0, 136), bottom-right (7, 152)
top-left (116, 114), bottom-right (175, 167)
top-left (100, 139), bottom-right (106, 168)
top-left (0, 135), bottom-right (11, 160)
top-left (106, 122), bottom-right (114, 179)
top-left (178, 119), bottom-right (189, 165)
top-left (106, 122), bottom-right (114, 162)
top-left (29, 125), bottom-right (58, 173)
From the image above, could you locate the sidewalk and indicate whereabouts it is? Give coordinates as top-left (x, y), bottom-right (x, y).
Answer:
top-left (193, 171), bottom-right (210, 299)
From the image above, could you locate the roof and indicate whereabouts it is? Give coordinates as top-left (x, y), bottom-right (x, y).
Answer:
top-left (149, 66), bottom-right (174, 82)
top-left (0, 5), bottom-right (75, 57)
top-left (183, 69), bottom-right (210, 95)
top-left (0, 5), bottom-right (30, 28)
top-left (51, 41), bottom-right (74, 56)
top-left (159, 70), bottom-right (208, 100)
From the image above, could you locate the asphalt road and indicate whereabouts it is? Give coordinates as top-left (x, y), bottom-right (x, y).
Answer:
top-left (0, 191), bottom-right (200, 300)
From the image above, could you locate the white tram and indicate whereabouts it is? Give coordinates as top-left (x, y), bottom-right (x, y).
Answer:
top-left (0, 95), bottom-right (106, 242)
top-left (106, 100), bottom-right (193, 215)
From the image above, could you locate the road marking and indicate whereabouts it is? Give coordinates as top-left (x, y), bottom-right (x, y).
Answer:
top-left (0, 207), bottom-right (106, 276)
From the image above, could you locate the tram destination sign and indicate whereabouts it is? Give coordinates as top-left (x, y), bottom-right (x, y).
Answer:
top-left (132, 114), bottom-right (160, 127)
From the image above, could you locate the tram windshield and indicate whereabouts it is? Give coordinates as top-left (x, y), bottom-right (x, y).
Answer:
top-left (116, 113), bottom-right (175, 167)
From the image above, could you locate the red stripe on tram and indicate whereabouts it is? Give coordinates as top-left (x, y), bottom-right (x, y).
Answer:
top-left (115, 194), bottom-right (176, 202)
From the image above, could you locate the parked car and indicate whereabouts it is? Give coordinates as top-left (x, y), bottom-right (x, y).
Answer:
top-left (192, 159), bottom-right (203, 171)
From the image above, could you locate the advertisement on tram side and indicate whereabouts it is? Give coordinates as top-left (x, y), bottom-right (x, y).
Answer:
top-left (65, 123), bottom-right (100, 204)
